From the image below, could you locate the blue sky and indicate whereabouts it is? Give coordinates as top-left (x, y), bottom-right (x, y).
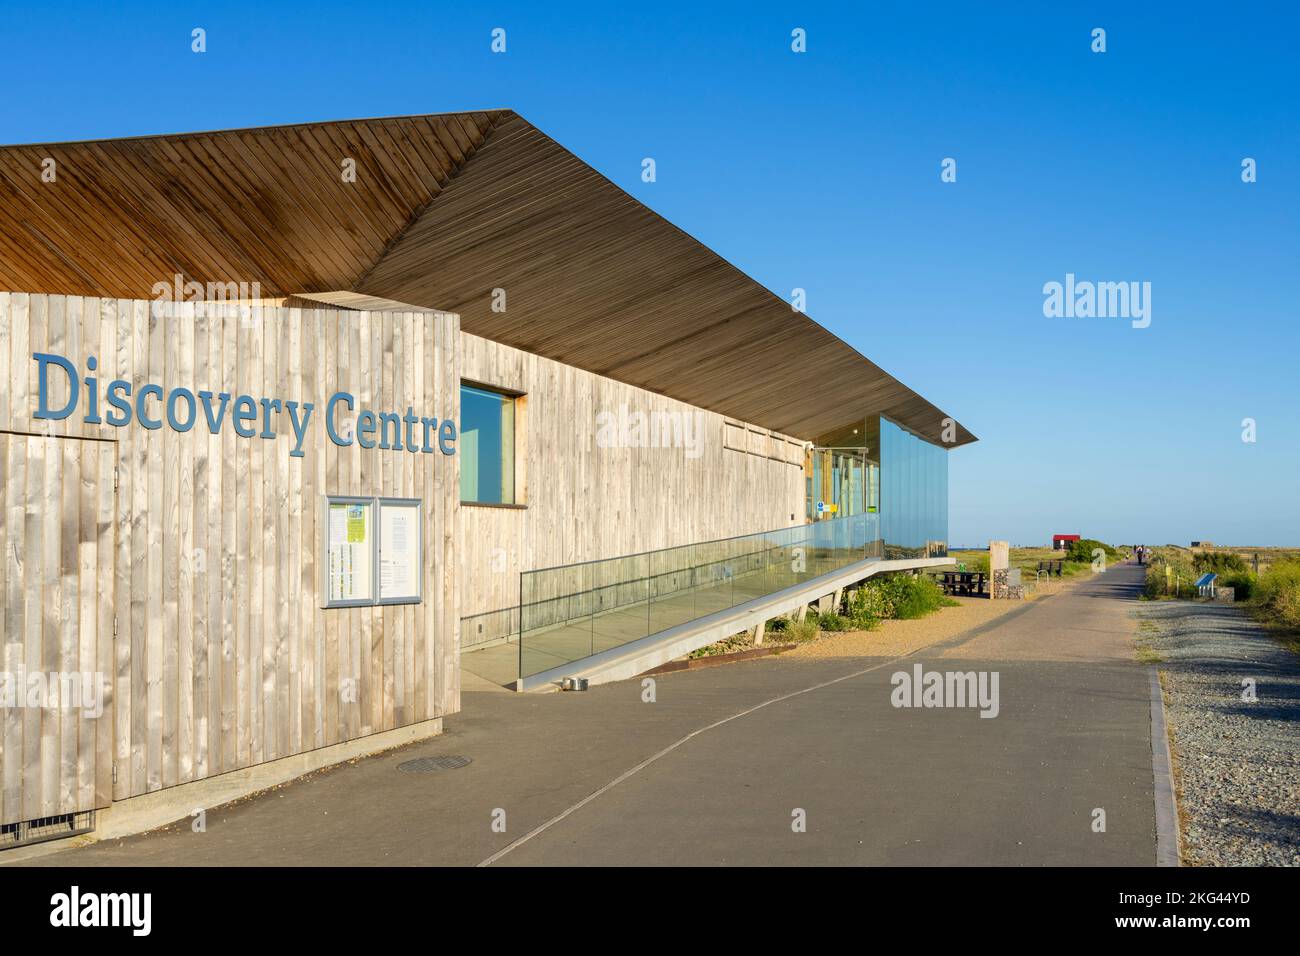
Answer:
top-left (2, 1), bottom-right (1296, 546)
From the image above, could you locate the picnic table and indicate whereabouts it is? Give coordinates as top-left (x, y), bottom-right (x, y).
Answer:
top-left (940, 570), bottom-right (987, 596)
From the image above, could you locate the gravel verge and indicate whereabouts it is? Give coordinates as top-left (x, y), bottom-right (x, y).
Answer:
top-left (1135, 601), bottom-right (1300, 866)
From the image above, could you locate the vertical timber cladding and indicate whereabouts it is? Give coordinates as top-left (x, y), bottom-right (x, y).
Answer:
top-left (459, 332), bottom-right (805, 633)
top-left (0, 293), bottom-right (459, 818)
top-left (0, 431), bottom-right (114, 826)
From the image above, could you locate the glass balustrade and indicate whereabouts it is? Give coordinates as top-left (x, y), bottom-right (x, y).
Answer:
top-left (515, 512), bottom-right (880, 682)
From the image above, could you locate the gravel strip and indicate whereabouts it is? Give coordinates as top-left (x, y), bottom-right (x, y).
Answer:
top-left (1135, 601), bottom-right (1300, 866)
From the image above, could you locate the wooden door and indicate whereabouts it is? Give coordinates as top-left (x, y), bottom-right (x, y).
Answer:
top-left (0, 432), bottom-right (114, 827)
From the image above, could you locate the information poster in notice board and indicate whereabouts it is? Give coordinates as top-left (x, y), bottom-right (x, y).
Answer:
top-left (325, 498), bottom-right (374, 606)
top-left (378, 499), bottom-right (422, 604)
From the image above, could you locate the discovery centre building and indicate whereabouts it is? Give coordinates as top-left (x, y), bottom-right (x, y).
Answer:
top-left (0, 111), bottom-right (974, 847)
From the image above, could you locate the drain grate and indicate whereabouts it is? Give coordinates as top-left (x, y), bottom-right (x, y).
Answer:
top-left (398, 755), bottom-right (472, 773)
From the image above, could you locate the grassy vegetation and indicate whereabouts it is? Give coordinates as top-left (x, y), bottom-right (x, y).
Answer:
top-left (1144, 546), bottom-right (1300, 652)
top-left (784, 615), bottom-right (822, 643)
top-left (1188, 545), bottom-right (1300, 575)
top-left (1134, 618), bottom-right (1164, 663)
top-left (948, 550), bottom-right (992, 574)
top-left (947, 545), bottom-right (1120, 583)
top-left (1145, 546), bottom-right (1261, 602)
top-left (754, 614), bottom-right (821, 644)
top-left (1254, 559), bottom-right (1300, 630)
top-left (686, 633), bottom-right (754, 659)
top-left (1142, 548), bottom-right (1200, 600)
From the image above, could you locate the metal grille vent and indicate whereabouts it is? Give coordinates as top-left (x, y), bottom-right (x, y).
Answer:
top-left (1, 810), bottom-right (96, 850)
top-left (397, 755), bottom-right (472, 773)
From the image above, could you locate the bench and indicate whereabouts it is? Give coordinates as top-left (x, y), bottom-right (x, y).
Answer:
top-left (940, 571), bottom-right (987, 596)
top-left (1036, 560), bottom-right (1064, 578)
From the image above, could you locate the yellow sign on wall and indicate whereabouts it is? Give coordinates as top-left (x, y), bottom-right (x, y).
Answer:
top-left (346, 506), bottom-right (367, 543)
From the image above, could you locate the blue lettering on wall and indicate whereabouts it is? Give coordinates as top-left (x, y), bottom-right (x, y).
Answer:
top-left (30, 352), bottom-right (453, 461)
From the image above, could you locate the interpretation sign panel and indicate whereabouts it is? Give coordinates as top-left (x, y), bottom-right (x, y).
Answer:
top-left (378, 498), bottom-right (422, 604)
top-left (324, 497), bottom-right (374, 606)
top-left (321, 496), bottom-right (423, 608)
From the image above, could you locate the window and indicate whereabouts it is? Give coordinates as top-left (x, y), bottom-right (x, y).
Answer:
top-left (807, 447), bottom-right (876, 519)
top-left (460, 384), bottom-right (517, 504)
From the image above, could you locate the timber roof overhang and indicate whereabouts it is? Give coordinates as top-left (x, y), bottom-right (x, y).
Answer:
top-left (0, 110), bottom-right (975, 446)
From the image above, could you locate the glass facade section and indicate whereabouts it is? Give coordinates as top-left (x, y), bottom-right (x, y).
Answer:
top-left (806, 443), bottom-right (879, 520)
top-left (879, 416), bottom-right (948, 558)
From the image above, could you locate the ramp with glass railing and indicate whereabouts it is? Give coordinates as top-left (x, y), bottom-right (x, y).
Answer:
top-left (461, 513), bottom-right (886, 688)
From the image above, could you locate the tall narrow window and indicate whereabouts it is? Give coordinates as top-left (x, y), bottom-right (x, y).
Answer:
top-left (460, 384), bottom-right (517, 504)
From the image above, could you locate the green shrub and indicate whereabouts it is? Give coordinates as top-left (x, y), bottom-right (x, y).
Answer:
top-left (1219, 570), bottom-right (1254, 601)
top-left (1065, 538), bottom-right (1118, 564)
top-left (1254, 559), bottom-right (1300, 628)
top-left (859, 573), bottom-right (956, 620)
top-left (847, 585), bottom-right (889, 628)
top-left (896, 575), bottom-right (959, 618)
top-left (846, 609), bottom-right (880, 630)
top-left (1193, 552), bottom-right (1248, 574)
top-left (791, 575), bottom-right (961, 636)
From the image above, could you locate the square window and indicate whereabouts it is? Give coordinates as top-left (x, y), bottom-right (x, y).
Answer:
top-left (460, 384), bottom-right (517, 504)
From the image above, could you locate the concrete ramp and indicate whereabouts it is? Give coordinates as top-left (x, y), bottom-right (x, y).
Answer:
top-left (519, 558), bottom-right (953, 691)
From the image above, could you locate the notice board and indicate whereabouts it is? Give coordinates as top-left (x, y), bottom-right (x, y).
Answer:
top-left (323, 497), bottom-right (375, 606)
top-left (378, 498), bottom-right (422, 604)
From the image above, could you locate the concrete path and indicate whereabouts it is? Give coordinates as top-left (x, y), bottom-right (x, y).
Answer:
top-left (21, 564), bottom-right (1157, 866)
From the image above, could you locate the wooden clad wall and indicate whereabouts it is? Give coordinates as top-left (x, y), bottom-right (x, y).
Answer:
top-left (0, 433), bottom-right (114, 826)
top-left (459, 332), bottom-right (804, 637)
top-left (0, 293), bottom-right (458, 824)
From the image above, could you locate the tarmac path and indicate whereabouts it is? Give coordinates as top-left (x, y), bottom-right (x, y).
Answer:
top-left (21, 564), bottom-right (1157, 866)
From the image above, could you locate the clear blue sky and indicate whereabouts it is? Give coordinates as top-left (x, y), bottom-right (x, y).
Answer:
top-left (3, 1), bottom-right (1296, 546)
